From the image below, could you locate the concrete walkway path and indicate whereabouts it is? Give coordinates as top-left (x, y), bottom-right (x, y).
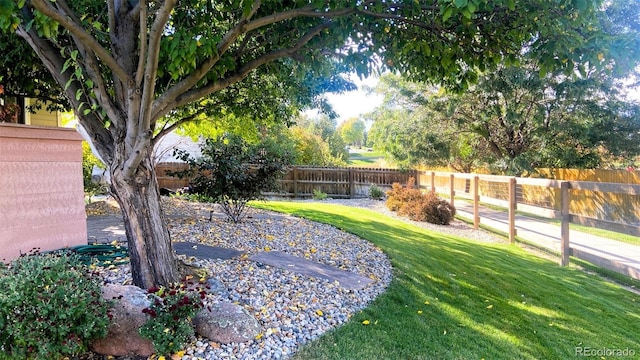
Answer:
top-left (455, 202), bottom-right (640, 280)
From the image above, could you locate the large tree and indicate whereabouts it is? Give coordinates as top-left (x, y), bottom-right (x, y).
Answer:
top-left (0, 0), bottom-right (613, 287)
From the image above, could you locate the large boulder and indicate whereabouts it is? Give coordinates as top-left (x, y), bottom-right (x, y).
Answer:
top-left (194, 302), bottom-right (261, 344)
top-left (90, 284), bottom-right (155, 357)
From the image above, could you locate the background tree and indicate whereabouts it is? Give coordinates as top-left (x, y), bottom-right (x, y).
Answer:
top-left (368, 0), bottom-right (640, 176)
top-left (338, 117), bottom-right (366, 147)
top-left (370, 65), bottom-right (640, 175)
top-left (367, 74), bottom-right (494, 171)
top-left (294, 113), bottom-right (348, 161)
top-left (286, 126), bottom-right (346, 166)
top-left (0, 0), bottom-right (615, 287)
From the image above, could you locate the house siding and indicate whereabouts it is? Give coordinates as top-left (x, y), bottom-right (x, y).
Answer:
top-left (0, 123), bottom-right (86, 261)
top-left (25, 98), bottom-right (60, 127)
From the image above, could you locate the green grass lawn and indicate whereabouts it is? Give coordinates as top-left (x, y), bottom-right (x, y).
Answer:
top-left (252, 201), bottom-right (640, 360)
top-left (347, 149), bottom-right (386, 167)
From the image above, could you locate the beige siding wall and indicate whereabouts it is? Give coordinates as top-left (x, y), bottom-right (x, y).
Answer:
top-left (25, 98), bottom-right (60, 127)
top-left (0, 123), bottom-right (86, 261)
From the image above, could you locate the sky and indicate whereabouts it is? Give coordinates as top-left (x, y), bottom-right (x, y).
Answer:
top-left (324, 75), bottom-right (384, 124)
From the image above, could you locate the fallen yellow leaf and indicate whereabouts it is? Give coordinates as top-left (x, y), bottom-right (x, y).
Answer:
top-left (316, 309), bottom-right (324, 316)
top-left (362, 320), bottom-right (370, 325)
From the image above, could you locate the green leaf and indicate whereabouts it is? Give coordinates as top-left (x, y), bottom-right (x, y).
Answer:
top-left (574, 0), bottom-right (587, 12)
top-left (61, 59), bottom-right (72, 74)
top-left (442, 7), bottom-right (454, 22)
top-left (454, 0), bottom-right (468, 8)
top-left (75, 88), bottom-right (82, 100)
top-left (64, 78), bottom-right (73, 90)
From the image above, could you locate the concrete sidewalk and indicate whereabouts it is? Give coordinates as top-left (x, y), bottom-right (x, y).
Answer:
top-left (455, 202), bottom-right (640, 280)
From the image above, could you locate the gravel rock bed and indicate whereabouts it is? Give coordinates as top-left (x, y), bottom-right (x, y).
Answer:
top-left (97, 198), bottom-right (393, 360)
top-left (95, 197), bottom-right (503, 359)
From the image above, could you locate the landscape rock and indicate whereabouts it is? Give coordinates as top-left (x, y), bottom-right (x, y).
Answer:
top-left (194, 302), bottom-right (261, 344)
top-left (90, 284), bottom-right (155, 357)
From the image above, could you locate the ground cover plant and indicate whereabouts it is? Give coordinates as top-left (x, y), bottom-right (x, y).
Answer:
top-left (252, 201), bottom-right (640, 360)
top-left (0, 250), bottom-right (111, 359)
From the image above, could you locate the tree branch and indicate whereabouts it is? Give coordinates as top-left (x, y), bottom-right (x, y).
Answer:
top-left (155, 22), bottom-right (330, 120)
top-left (16, 21), bottom-right (115, 162)
top-left (151, 1), bottom-right (264, 122)
top-left (152, 112), bottom-right (202, 146)
top-left (135, 0), bottom-right (147, 88)
top-left (139, 0), bottom-right (178, 134)
top-left (28, 0), bottom-right (131, 84)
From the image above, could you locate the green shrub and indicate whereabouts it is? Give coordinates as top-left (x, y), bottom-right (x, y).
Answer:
top-left (0, 250), bottom-right (111, 359)
top-left (172, 134), bottom-right (292, 222)
top-left (139, 279), bottom-right (205, 356)
top-left (386, 178), bottom-right (456, 225)
top-left (82, 141), bottom-right (106, 198)
top-left (312, 189), bottom-right (328, 200)
top-left (368, 184), bottom-right (385, 200)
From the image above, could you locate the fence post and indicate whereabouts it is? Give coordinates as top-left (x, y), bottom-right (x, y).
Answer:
top-left (508, 177), bottom-right (517, 244)
top-left (293, 167), bottom-right (298, 198)
top-left (449, 174), bottom-right (455, 207)
top-left (473, 175), bottom-right (480, 230)
top-left (431, 172), bottom-right (435, 192)
top-left (561, 181), bottom-right (571, 266)
top-left (349, 168), bottom-right (355, 198)
top-left (414, 170), bottom-right (420, 189)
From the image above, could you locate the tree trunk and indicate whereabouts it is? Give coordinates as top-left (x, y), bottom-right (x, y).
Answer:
top-left (109, 155), bottom-right (179, 289)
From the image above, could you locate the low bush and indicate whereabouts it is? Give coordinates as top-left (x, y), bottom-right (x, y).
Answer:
top-left (385, 178), bottom-right (422, 211)
top-left (0, 250), bottom-right (112, 359)
top-left (368, 184), bottom-right (385, 200)
top-left (386, 178), bottom-right (456, 225)
top-left (312, 189), bottom-right (328, 200)
top-left (399, 192), bottom-right (456, 225)
top-left (139, 278), bottom-right (205, 356)
top-left (172, 134), bottom-right (292, 222)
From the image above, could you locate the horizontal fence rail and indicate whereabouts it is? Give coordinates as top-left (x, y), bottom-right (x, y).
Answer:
top-left (420, 171), bottom-right (640, 277)
top-left (274, 166), bottom-right (418, 198)
top-left (155, 163), bottom-right (417, 199)
top-left (156, 162), bottom-right (638, 277)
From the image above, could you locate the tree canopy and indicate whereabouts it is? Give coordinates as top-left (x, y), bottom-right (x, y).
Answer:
top-left (0, 0), bottom-right (625, 287)
top-left (338, 117), bottom-right (366, 147)
top-left (369, 62), bottom-right (640, 174)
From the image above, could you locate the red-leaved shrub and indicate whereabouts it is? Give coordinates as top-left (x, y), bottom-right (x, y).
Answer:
top-left (386, 178), bottom-right (456, 225)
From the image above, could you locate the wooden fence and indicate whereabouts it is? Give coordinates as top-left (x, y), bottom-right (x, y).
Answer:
top-left (420, 171), bottom-right (640, 270)
top-left (155, 163), bottom-right (417, 198)
top-left (156, 162), bottom-right (189, 190)
top-left (419, 169), bottom-right (640, 226)
top-left (274, 166), bottom-right (418, 198)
